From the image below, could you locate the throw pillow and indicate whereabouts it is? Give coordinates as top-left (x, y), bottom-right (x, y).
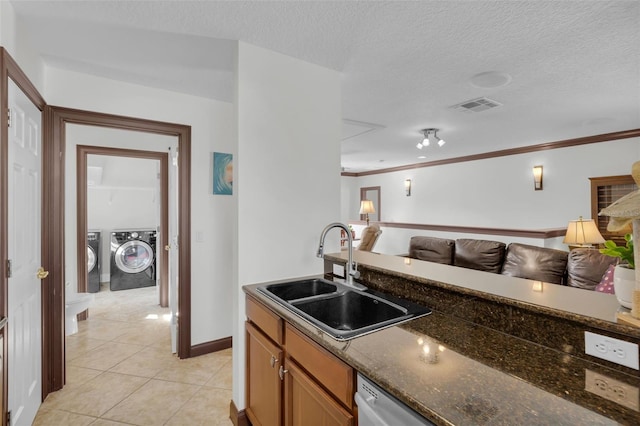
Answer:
top-left (595, 264), bottom-right (615, 294)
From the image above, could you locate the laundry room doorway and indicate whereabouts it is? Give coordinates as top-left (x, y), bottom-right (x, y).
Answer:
top-left (43, 106), bottom-right (192, 396)
top-left (79, 148), bottom-right (168, 307)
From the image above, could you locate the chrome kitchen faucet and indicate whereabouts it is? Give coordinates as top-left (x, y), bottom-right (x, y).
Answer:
top-left (317, 222), bottom-right (364, 289)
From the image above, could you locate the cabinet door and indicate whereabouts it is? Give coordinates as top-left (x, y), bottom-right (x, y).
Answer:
top-left (285, 324), bottom-right (354, 409)
top-left (246, 322), bottom-right (283, 426)
top-left (284, 358), bottom-right (354, 426)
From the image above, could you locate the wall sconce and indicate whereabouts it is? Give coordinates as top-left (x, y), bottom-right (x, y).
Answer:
top-left (404, 179), bottom-right (412, 196)
top-left (532, 165), bottom-right (543, 190)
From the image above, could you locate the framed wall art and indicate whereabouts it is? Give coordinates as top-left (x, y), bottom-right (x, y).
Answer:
top-left (213, 152), bottom-right (233, 195)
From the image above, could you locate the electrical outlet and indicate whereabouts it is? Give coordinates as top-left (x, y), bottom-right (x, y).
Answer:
top-left (585, 369), bottom-right (639, 411)
top-left (584, 331), bottom-right (639, 370)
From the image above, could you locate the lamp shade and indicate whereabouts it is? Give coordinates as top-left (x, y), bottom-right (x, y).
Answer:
top-left (359, 200), bottom-right (375, 215)
top-left (563, 217), bottom-right (605, 246)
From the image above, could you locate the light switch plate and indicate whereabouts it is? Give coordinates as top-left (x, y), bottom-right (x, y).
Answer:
top-left (585, 331), bottom-right (639, 370)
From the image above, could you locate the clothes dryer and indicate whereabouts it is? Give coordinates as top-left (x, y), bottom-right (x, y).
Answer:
top-left (87, 231), bottom-right (101, 293)
top-left (110, 230), bottom-right (157, 291)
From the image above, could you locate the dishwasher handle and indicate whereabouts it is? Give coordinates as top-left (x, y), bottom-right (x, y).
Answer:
top-left (355, 392), bottom-right (388, 426)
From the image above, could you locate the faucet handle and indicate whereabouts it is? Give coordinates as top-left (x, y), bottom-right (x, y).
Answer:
top-left (349, 262), bottom-right (360, 279)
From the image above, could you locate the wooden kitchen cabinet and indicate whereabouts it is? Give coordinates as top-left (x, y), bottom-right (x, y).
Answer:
top-left (284, 358), bottom-right (353, 426)
top-left (245, 321), bottom-right (283, 426)
top-left (284, 323), bottom-right (354, 410)
top-left (245, 295), bottom-right (355, 426)
top-left (245, 295), bottom-right (284, 426)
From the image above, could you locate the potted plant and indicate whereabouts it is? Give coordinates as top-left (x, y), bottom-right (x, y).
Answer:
top-left (600, 233), bottom-right (635, 308)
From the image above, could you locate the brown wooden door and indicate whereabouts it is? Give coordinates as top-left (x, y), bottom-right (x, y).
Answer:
top-left (245, 322), bottom-right (283, 426)
top-left (284, 358), bottom-right (354, 426)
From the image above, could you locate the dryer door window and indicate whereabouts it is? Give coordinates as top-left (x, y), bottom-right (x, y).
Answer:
top-left (88, 246), bottom-right (97, 272)
top-left (114, 240), bottom-right (154, 274)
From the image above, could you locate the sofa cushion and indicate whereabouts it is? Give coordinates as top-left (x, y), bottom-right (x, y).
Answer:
top-left (501, 243), bottom-right (568, 284)
top-left (408, 236), bottom-right (455, 265)
top-left (566, 248), bottom-right (618, 290)
top-left (454, 239), bottom-right (506, 273)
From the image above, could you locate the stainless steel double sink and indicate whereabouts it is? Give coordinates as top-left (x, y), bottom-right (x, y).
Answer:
top-left (257, 278), bottom-right (431, 340)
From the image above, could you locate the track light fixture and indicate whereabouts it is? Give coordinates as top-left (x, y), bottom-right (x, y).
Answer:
top-left (417, 128), bottom-right (446, 150)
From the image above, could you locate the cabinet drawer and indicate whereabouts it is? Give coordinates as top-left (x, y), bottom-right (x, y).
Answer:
top-left (285, 323), bottom-right (354, 410)
top-left (246, 295), bottom-right (284, 345)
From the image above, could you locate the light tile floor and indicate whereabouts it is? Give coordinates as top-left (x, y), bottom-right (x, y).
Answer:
top-left (34, 284), bottom-right (233, 426)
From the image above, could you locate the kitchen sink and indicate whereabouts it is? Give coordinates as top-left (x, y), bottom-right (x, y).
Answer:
top-left (293, 291), bottom-right (409, 332)
top-left (263, 279), bottom-right (337, 301)
top-left (257, 278), bottom-right (431, 340)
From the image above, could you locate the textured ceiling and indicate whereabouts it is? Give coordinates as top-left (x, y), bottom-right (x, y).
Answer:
top-left (10, 0), bottom-right (640, 172)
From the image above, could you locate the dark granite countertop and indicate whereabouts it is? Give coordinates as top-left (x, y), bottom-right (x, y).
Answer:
top-left (244, 264), bottom-right (640, 425)
top-left (325, 251), bottom-right (640, 340)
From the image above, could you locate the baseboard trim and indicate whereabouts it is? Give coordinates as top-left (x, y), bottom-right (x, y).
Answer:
top-left (230, 399), bottom-right (249, 426)
top-left (190, 336), bottom-right (232, 357)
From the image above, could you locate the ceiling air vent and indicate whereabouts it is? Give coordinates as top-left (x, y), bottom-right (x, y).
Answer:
top-left (451, 97), bottom-right (502, 113)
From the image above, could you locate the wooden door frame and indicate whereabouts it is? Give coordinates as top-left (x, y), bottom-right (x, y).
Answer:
top-left (43, 106), bottom-right (193, 398)
top-left (76, 145), bottom-right (169, 308)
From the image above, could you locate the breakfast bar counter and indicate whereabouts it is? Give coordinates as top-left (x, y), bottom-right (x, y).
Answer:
top-left (244, 251), bottom-right (640, 425)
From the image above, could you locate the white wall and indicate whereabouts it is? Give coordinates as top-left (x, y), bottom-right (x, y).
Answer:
top-left (0, 1), bottom-right (16, 54)
top-left (233, 42), bottom-right (341, 409)
top-left (45, 67), bottom-right (236, 346)
top-left (1, 1), bottom-right (45, 94)
top-left (343, 138), bottom-right (640, 254)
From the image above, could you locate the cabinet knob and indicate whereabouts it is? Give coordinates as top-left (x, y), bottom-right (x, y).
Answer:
top-left (270, 355), bottom-right (278, 368)
top-left (278, 365), bottom-right (288, 380)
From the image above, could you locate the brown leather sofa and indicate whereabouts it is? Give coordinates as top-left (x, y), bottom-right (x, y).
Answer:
top-left (407, 236), bottom-right (616, 288)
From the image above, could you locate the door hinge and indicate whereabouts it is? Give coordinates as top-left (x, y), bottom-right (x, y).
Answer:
top-left (6, 410), bottom-right (10, 425)
top-left (6, 260), bottom-right (11, 278)
top-left (7, 108), bottom-right (11, 128)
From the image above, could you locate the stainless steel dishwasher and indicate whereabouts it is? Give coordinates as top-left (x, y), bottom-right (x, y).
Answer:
top-left (355, 373), bottom-right (434, 425)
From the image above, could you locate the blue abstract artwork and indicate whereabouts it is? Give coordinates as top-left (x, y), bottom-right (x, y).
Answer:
top-left (213, 152), bottom-right (233, 195)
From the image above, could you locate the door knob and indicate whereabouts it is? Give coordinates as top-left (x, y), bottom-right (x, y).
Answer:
top-left (36, 267), bottom-right (49, 279)
top-left (165, 245), bottom-right (171, 251)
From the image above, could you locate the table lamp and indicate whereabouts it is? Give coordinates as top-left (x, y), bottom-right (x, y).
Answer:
top-left (359, 200), bottom-right (375, 226)
top-left (563, 216), bottom-right (605, 250)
